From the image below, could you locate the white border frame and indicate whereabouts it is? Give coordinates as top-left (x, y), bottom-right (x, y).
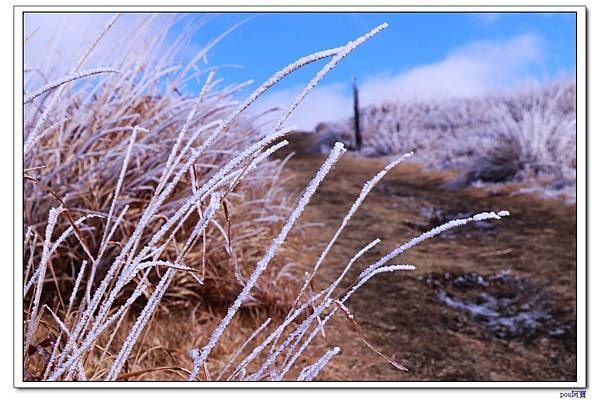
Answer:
top-left (13, 3), bottom-right (587, 389)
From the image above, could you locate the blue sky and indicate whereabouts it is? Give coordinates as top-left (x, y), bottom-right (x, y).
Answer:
top-left (175, 12), bottom-right (576, 95)
top-left (168, 12), bottom-right (576, 128)
top-left (24, 12), bottom-right (576, 130)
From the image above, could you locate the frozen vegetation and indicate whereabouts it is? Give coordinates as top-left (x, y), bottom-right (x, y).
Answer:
top-left (313, 80), bottom-right (576, 203)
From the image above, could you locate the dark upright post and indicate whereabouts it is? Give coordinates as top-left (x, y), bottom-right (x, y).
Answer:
top-left (352, 76), bottom-right (362, 151)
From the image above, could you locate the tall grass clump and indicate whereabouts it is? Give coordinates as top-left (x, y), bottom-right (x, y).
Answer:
top-left (23, 14), bottom-right (509, 382)
top-left (474, 81), bottom-right (576, 194)
top-left (24, 14), bottom-right (300, 313)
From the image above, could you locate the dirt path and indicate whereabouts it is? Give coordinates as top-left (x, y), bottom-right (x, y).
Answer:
top-left (279, 145), bottom-right (577, 382)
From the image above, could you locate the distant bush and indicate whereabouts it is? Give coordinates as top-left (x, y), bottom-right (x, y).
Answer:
top-left (316, 80), bottom-right (576, 201)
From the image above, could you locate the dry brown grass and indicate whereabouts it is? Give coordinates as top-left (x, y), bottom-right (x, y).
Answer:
top-left (23, 15), bottom-right (307, 316)
top-left (22, 14), bottom-right (309, 381)
top-left (23, 15), bottom-right (403, 382)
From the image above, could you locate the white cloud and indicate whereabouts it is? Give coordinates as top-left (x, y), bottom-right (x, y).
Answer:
top-left (252, 33), bottom-right (544, 131)
top-left (361, 33), bottom-right (543, 104)
top-left (249, 83), bottom-right (353, 132)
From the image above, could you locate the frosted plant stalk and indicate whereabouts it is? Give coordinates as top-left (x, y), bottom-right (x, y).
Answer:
top-left (141, 35), bottom-right (350, 217)
top-left (48, 214), bottom-right (103, 260)
top-left (155, 71), bottom-right (215, 195)
top-left (43, 306), bottom-right (88, 381)
top-left (161, 119), bottom-right (224, 187)
top-left (103, 28), bottom-right (361, 282)
top-left (216, 318), bottom-right (272, 380)
top-left (225, 23), bottom-right (388, 194)
top-left (343, 265), bottom-right (417, 303)
top-left (43, 332), bottom-right (63, 380)
top-left (273, 23), bottom-right (388, 132)
top-left (187, 144), bottom-right (346, 381)
top-left (66, 261), bottom-right (87, 316)
top-left (274, 238), bottom-right (381, 365)
top-left (323, 239), bottom-right (381, 300)
top-left (112, 127), bottom-right (293, 280)
top-left (23, 214), bottom-right (100, 297)
top-left (123, 126), bottom-right (294, 271)
top-left (227, 299), bottom-right (315, 381)
top-left (91, 306), bottom-right (130, 379)
top-left (24, 67), bottom-right (120, 104)
top-left (220, 140), bottom-right (290, 193)
top-left (48, 281), bottom-right (148, 380)
top-left (177, 192), bottom-right (223, 259)
top-left (85, 205), bottom-right (129, 306)
top-left (24, 13), bottom-right (120, 154)
top-left (292, 153), bottom-right (411, 308)
top-left (247, 299), bottom-right (333, 381)
top-left (105, 272), bottom-right (172, 381)
top-left (132, 260), bottom-right (197, 273)
top-left (23, 229), bottom-right (37, 293)
top-left (103, 194), bottom-right (222, 381)
top-left (358, 210), bottom-right (510, 281)
top-left (24, 207), bottom-right (61, 355)
top-left (99, 126), bottom-right (143, 250)
top-left (273, 154), bottom-right (407, 353)
top-left (279, 265), bottom-right (415, 380)
top-left (297, 347), bottom-right (340, 381)
top-left (140, 35), bottom-right (341, 206)
top-left (100, 190), bottom-right (219, 328)
top-left (64, 137), bottom-right (253, 358)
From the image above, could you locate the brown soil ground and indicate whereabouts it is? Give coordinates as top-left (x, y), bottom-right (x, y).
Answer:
top-left (273, 133), bottom-right (577, 382)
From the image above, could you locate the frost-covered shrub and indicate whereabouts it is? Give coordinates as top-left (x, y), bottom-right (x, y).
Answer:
top-left (479, 82), bottom-right (576, 185)
top-left (316, 80), bottom-right (576, 200)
